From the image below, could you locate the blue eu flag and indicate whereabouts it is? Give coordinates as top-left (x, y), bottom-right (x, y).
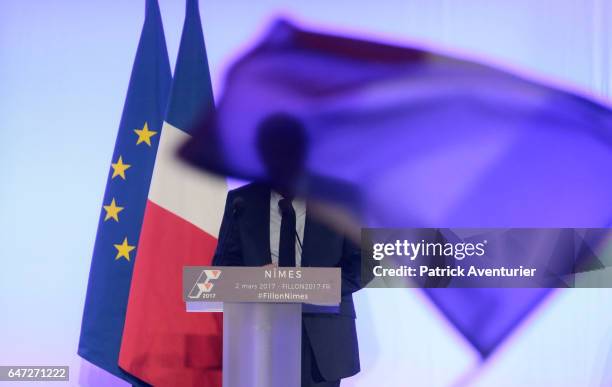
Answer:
top-left (78, 0), bottom-right (171, 383)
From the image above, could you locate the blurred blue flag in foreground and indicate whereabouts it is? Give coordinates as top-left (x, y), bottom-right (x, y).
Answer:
top-left (180, 20), bottom-right (612, 356)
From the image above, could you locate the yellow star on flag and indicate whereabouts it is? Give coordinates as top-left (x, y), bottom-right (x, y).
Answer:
top-left (111, 156), bottom-right (131, 179)
top-left (134, 122), bottom-right (157, 146)
top-left (114, 237), bottom-right (135, 261)
top-left (103, 198), bottom-right (124, 222)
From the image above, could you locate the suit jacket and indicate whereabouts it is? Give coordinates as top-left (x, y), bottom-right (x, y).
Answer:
top-left (212, 182), bottom-right (362, 381)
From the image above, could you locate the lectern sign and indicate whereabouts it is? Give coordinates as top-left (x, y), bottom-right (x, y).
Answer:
top-left (184, 266), bottom-right (341, 387)
top-left (183, 266), bottom-right (341, 306)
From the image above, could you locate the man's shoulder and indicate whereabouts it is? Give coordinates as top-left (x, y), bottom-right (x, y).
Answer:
top-left (228, 182), bottom-right (270, 199)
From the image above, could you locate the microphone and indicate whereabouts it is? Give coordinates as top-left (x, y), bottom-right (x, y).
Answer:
top-left (295, 231), bottom-right (303, 251)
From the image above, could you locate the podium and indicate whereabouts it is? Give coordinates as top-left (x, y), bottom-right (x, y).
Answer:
top-left (183, 266), bottom-right (341, 387)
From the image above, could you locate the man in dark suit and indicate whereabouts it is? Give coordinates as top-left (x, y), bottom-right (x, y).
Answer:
top-left (212, 114), bottom-right (363, 387)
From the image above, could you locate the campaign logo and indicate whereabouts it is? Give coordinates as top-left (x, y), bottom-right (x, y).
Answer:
top-left (188, 269), bottom-right (222, 299)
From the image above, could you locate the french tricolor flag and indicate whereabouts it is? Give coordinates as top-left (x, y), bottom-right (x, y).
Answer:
top-left (119, 0), bottom-right (226, 385)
